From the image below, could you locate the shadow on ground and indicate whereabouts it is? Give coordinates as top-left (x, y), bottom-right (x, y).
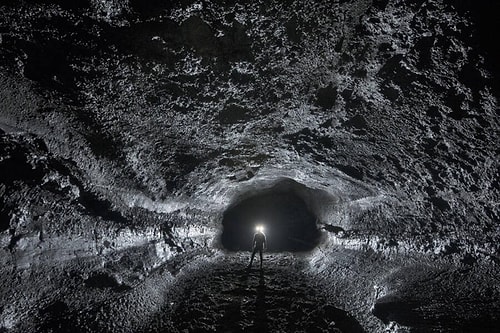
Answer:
top-left (165, 254), bottom-right (364, 332)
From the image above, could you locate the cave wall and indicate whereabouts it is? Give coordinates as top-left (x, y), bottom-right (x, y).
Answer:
top-left (1, 0), bottom-right (497, 262)
top-left (0, 0), bottom-right (500, 332)
top-left (0, 1), bottom-right (499, 330)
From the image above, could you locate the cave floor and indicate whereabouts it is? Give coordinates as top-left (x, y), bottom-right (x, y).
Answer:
top-left (3, 250), bottom-right (375, 333)
top-left (146, 252), bottom-right (365, 333)
top-left (3, 249), bottom-right (499, 332)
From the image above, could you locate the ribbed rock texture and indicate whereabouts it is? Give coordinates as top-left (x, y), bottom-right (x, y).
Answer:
top-left (0, 0), bottom-right (498, 332)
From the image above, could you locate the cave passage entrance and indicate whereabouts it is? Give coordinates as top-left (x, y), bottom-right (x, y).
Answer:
top-left (221, 184), bottom-right (321, 252)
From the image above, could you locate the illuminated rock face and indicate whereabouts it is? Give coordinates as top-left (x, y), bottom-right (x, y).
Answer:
top-left (0, 0), bottom-right (499, 332)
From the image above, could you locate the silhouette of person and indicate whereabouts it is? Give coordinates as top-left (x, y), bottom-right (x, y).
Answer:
top-left (248, 226), bottom-right (266, 270)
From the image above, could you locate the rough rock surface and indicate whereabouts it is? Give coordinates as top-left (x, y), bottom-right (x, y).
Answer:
top-left (0, 0), bottom-right (499, 332)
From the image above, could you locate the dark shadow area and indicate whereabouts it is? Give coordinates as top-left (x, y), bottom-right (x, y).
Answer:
top-left (321, 305), bottom-right (365, 333)
top-left (372, 295), bottom-right (500, 332)
top-left (221, 179), bottom-right (321, 252)
top-left (38, 300), bottom-right (76, 333)
top-left (84, 271), bottom-right (131, 291)
top-left (372, 296), bottom-right (423, 327)
top-left (447, 0), bottom-right (500, 90)
top-left (0, 206), bottom-right (11, 233)
top-left (251, 272), bottom-right (268, 332)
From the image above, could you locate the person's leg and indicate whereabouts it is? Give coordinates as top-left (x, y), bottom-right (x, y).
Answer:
top-left (259, 248), bottom-right (263, 269)
top-left (249, 247), bottom-right (257, 268)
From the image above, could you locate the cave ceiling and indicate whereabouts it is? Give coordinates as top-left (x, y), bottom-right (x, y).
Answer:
top-left (0, 0), bottom-right (499, 332)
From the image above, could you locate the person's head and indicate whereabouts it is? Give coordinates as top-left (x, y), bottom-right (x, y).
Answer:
top-left (255, 225), bottom-right (264, 234)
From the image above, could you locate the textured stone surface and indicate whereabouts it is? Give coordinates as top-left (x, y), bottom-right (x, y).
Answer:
top-left (0, 0), bottom-right (499, 332)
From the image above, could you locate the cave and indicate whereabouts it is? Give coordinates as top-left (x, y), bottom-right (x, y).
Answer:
top-left (0, 0), bottom-right (499, 332)
top-left (221, 180), bottom-right (321, 252)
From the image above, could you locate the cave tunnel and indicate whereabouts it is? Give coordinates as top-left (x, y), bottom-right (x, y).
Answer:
top-left (221, 179), bottom-right (322, 252)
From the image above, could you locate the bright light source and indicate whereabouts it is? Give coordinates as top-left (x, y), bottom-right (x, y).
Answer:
top-left (255, 224), bottom-right (265, 233)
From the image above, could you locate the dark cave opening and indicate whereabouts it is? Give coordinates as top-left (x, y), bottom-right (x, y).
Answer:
top-left (221, 180), bottom-right (321, 252)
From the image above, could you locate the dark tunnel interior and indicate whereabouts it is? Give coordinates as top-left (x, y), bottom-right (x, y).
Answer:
top-left (221, 184), bottom-right (321, 252)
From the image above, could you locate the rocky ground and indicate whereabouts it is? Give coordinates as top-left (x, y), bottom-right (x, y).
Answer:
top-left (0, 0), bottom-right (499, 332)
top-left (2, 248), bottom-right (499, 332)
top-left (150, 253), bottom-right (367, 333)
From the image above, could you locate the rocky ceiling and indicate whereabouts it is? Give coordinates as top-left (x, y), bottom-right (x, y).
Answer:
top-left (0, 0), bottom-right (499, 332)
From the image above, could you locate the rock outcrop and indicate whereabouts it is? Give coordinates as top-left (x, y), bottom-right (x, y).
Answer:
top-left (0, 0), bottom-right (498, 331)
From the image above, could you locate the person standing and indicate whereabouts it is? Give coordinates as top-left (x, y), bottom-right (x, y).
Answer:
top-left (248, 226), bottom-right (266, 270)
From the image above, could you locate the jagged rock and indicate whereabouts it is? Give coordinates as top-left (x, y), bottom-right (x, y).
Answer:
top-left (0, 0), bottom-right (498, 332)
